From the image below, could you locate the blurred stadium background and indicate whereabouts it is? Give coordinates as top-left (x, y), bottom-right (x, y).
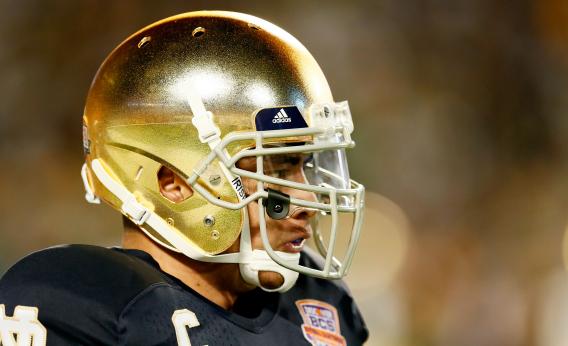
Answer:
top-left (2, 1), bottom-right (568, 345)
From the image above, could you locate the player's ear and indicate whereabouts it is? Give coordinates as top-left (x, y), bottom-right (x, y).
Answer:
top-left (157, 166), bottom-right (193, 203)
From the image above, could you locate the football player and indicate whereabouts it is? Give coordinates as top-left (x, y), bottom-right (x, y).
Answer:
top-left (0, 11), bottom-right (368, 345)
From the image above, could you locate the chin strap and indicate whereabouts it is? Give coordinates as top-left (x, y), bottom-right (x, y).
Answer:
top-left (87, 159), bottom-right (240, 263)
top-left (81, 163), bottom-right (100, 204)
top-left (239, 250), bottom-right (300, 293)
top-left (237, 209), bottom-right (300, 293)
top-left (84, 159), bottom-right (301, 292)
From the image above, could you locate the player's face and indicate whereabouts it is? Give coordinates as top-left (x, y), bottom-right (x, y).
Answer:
top-left (237, 152), bottom-right (317, 289)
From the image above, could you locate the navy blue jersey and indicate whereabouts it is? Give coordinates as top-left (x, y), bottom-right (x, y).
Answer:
top-left (0, 245), bottom-right (368, 345)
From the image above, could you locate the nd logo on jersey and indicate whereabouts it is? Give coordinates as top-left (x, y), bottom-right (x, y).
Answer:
top-left (295, 300), bottom-right (346, 346)
top-left (0, 305), bottom-right (46, 346)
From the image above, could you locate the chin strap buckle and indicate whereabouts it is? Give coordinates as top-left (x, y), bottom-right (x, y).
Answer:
top-left (121, 196), bottom-right (151, 225)
top-left (192, 110), bottom-right (221, 144)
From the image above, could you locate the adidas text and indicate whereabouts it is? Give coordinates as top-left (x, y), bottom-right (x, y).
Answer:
top-left (272, 109), bottom-right (292, 123)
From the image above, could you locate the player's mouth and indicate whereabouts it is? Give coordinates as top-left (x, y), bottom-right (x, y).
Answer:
top-left (283, 234), bottom-right (309, 253)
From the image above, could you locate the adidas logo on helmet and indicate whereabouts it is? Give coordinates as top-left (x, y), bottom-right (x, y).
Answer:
top-left (272, 109), bottom-right (292, 123)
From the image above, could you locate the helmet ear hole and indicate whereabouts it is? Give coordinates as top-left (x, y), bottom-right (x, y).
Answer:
top-left (157, 166), bottom-right (193, 203)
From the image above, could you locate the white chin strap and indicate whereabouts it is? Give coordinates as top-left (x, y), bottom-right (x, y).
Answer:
top-left (239, 250), bottom-right (300, 293)
top-left (83, 159), bottom-right (300, 293)
top-left (238, 211), bottom-right (300, 293)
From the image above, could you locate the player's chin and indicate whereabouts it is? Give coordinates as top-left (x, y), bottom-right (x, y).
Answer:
top-left (258, 271), bottom-right (285, 290)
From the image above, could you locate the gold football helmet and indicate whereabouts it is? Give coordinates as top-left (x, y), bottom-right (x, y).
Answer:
top-left (81, 11), bottom-right (364, 292)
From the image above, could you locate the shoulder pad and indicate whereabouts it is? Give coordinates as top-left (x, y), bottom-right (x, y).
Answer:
top-left (1, 244), bottom-right (165, 306)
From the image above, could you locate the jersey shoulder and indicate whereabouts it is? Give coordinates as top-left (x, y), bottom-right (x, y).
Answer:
top-left (0, 244), bottom-right (165, 304)
top-left (0, 244), bottom-right (167, 344)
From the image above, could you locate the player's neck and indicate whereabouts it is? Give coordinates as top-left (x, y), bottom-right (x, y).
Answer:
top-left (121, 221), bottom-right (254, 310)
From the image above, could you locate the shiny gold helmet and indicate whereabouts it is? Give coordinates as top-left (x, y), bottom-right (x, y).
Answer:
top-left (81, 11), bottom-right (364, 292)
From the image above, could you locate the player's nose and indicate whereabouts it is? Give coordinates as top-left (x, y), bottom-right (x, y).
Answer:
top-left (287, 188), bottom-right (318, 220)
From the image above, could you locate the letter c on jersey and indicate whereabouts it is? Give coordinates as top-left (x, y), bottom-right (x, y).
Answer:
top-left (172, 309), bottom-right (201, 346)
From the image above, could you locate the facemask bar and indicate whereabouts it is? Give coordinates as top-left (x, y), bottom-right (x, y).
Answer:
top-left (257, 193), bottom-right (365, 278)
top-left (251, 132), bottom-right (364, 279)
top-left (187, 126), bottom-right (355, 210)
top-left (311, 180), bottom-right (365, 275)
top-left (187, 127), bottom-right (360, 214)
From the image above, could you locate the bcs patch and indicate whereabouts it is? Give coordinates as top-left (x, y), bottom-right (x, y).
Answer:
top-left (295, 299), bottom-right (346, 346)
